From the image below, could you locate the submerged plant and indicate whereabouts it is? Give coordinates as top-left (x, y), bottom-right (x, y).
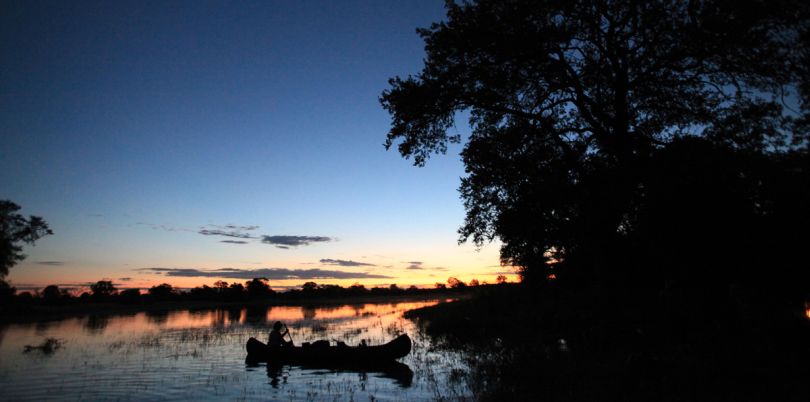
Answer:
top-left (23, 337), bottom-right (63, 354)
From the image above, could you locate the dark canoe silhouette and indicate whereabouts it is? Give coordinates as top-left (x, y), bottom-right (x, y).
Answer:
top-left (264, 360), bottom-right (415, 388)
top-left (245, 334), bottom-right (411, 363)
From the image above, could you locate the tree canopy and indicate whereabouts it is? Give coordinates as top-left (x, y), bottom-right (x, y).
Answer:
top-left (0, 200), bottom-right (53, 278)
top-left (90, 280), bottom-right (117, 297)
top-left (382, 0), bottom-right (810, 296)
top-left (245, 277), bottom-right (275, 299)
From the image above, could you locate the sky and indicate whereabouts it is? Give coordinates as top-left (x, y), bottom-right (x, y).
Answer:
top-left (1, 0), bottom-right (511, 292)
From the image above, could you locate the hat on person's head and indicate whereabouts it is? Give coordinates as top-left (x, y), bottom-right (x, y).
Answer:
top-left (273, 321), bottom-right (283, 331)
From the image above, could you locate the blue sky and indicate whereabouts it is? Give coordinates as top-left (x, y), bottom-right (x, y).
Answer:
top-left (1, 0), bottom-right (507, 291)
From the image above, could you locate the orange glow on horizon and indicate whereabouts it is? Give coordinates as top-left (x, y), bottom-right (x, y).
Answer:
top-left (7, 272), bottom-right (521, 294)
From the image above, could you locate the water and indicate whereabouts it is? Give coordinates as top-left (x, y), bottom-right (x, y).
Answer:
top-left (0, 300), bottom-right (474, 401)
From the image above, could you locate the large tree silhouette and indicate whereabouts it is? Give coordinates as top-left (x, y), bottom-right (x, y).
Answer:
top-left (382, 1), bottom-right (809, 296)
top-left (1, 200), bottom-right (52, 278)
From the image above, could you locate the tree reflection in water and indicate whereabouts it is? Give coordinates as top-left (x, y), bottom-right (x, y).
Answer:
top-left (83, 314), bottom-right (109, 334)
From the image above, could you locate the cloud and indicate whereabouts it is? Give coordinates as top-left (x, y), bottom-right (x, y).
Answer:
top-left (198, 224), bottom-right (260, 239)
top-left (47, 282), bottom-right (128, 288)
top-left (222, 224), bottom-right (259, 231)
top-left (261, 235), bottom-right (332, 247)
top-left (406, 261), bottom-right (424, 270)
top-left (136, 222), bottom-right (190, 232)
top-left (319, 259), bottom-right (375, 267)
top-left (36, 261), bottom-right (65, 266)
top-left (401, 261), bottom-right (446, 271)
top-left (220, 240), bottom-right (249, 244)
top-left (118, 277), bottom-right (132, 281)
top-left (137, 267), bottom-right (391, 280)
top-left (199, 229), bottom-right (255, 239)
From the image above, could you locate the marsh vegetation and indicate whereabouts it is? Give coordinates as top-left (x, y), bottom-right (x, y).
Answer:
top-left (0, 299), bottom-right (480, 401)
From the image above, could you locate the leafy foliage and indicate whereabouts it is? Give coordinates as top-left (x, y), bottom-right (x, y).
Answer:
top-left (148, 283), bottom-right (176, 301)
top-left (42, 285), bottom-right (61, 303)
top-left (90, 280), bottom-right (117, 297)
top-left (0, 200), bottom-right (52, 277)
top-left (381, 0), bottom-right (810, 297)
top-left (245, 277), bottom-right (275, 299)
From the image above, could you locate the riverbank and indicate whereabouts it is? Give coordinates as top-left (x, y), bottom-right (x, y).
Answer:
top-left (405, 283), bottom-right (810, 401)
top-left (0, 290), bottom-right (467, 324)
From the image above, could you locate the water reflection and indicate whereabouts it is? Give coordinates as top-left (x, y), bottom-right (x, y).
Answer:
top-left (0, 299), bottom-right (469, 401)
top-left (245, 305), bottom-right (268, 323)
top-left (266, 362), bottom-right (286, 388)
top-left (265, 361), bottom-right (415, 388)
top-left (146, 310), bottom-right (169, 325)
top-left (83, 314), bottom-right (109, 334)
top-left (302, 305), bottom-right (317, 320)
top-left (34, 320), bottom-right (55, 335)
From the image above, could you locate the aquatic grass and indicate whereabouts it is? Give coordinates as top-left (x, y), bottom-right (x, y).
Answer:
top-left (138, 333), bottom-right (162, 347)
top-left (107, 340), bottom-right (126, 351)
top-left (3, 299), bottom-right (473, 401)
top-left (23, 337), bottom-right (63, 354)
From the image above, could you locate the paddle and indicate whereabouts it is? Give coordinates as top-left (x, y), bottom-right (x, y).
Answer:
top-left (283, 323), bottom-right (295, 346)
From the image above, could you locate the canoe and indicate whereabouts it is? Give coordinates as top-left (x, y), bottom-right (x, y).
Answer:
top-left (245, 334), bottom-right (411, 363)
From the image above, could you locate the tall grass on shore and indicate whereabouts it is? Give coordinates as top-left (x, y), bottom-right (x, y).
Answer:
top-left (406, 283), bottom-right (810, 401)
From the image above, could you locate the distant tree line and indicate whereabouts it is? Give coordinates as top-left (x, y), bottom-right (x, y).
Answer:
top-left (0, 276), bottom-right (504, 306)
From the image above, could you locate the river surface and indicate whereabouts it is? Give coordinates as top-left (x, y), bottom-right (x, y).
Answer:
top-left (0, 299), bottom-right (474, 401)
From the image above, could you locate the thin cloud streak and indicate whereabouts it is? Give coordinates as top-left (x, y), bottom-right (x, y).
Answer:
top-left (319, 259), bottom-right (375, 267)
top-left (261, 235), bottom-right (332, 247)
top-left (403, 261), bottom-right (446, 271)
top-left (406, 261), bottom-right (424, 270)
top-left (135, 222), bottom-right (191, 232)
top-left (138, 267), bottom-right (391, 280)
top-left (220, 224), bottom-right (259, 231)
top-left (198, 224), bottom-right (260, 239)
top-left (199, 229), bottom-right (255, 239)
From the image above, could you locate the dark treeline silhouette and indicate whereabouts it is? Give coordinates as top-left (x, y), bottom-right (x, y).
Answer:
top-left (384, 0), bottom-right (810, 400)
top-left (383, 0), bottom-right (810, 304)
top-left (1, 276), bottom-right (486, 308)
top-left (1, 200), bottom-right (52, 296)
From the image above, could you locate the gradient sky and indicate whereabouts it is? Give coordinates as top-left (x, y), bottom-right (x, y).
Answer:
top-left (1, 0), bottom-right (511, 292)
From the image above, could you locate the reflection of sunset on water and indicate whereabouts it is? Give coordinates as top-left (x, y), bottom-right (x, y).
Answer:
top-left (120, 301), bottom-right (442, 332)
top-left (0, 298), bottom-right (467, 401)
top-left (0, 300), bottom-right (444, 353)
top-left (266, 302), bottom-right (439, 323)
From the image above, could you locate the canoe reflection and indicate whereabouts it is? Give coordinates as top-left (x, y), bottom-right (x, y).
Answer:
top-left (263, 360), bottom-right (414, 388)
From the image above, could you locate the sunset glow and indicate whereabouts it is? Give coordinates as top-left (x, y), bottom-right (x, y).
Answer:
top-left (0, 1), bottom-right (515, 293)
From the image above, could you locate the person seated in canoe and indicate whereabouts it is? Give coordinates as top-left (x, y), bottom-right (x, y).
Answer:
top-left (268, 321), bottom-right (294, 347)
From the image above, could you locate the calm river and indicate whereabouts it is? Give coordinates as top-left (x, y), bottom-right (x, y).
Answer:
top-left (0, 299), bottom-right (474, 401)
